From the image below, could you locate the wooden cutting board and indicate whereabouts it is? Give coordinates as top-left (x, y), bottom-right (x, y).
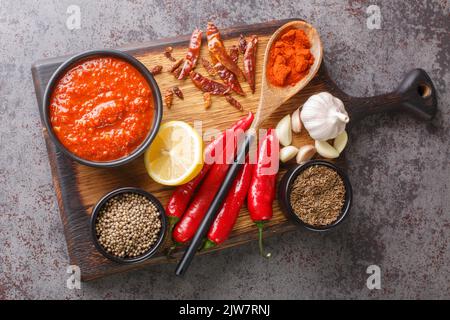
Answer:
top-left (31, 19), bottom-right (436, 281)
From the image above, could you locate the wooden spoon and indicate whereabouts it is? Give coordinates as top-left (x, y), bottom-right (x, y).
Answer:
top-left (252, 20), bottom-right (323, 129)
top-left (175, 21), bottom-right (322, 276)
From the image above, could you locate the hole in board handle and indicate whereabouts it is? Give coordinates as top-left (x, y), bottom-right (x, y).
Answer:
top-left (417, 83), bottom-right (432, 98)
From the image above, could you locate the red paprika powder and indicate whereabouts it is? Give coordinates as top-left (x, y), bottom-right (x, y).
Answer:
top-left (267, 29), bottom-right (314, 87)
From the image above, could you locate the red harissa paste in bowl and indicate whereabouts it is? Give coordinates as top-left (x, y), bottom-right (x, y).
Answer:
top-left (49, 57), bottom-right (153, 162)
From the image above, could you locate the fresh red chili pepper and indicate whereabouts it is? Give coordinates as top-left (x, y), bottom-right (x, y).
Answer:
top-left (243, 35), bottom-right (258, 93)
top-left (173, 163), bottom-right (231, 244)
top-left (229, 45), bottom-right (239, 64)
top-left (206, 22), bottom-right (245, 81)
top-left (190, 71), bottom-right (231, 95)
top-left (247, 128), bottom-right (279, 258)
top-left (203, 158), bottom-right (253, 249)
top-left (178, 29), bottom-right (203, 80)
top-left (172, 115), bottom-right (254, 245)
top-left (215, 62), bottom-right (245, 96)
top-left (165, 112), bottom-right (254, 231)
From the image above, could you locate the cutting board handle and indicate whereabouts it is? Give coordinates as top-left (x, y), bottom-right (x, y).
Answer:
top-left (344, 69), bottom-right (437, 123)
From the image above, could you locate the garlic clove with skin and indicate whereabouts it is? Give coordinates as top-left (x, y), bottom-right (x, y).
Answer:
top-left (275, 114), bottom-right (292, 147)
top-left (280, 146), bottom-right (298, 163)
top-left (296, 145), bottom-right (316, 164)
top-left (291, 108), bottom-right (302, 133)
top-left (301, 92), bottom-right (350, 141)
top-left (333, 130), bottom-right (348, 154)
top-left (315, 140), bottom-right (340, 159)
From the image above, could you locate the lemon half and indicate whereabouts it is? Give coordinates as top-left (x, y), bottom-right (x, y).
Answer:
top-left (144, 121), bottom-right (203, 186)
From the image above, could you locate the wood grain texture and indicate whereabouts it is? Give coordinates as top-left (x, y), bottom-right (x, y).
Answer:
top-left (31, 19), bottom-right (434, 281)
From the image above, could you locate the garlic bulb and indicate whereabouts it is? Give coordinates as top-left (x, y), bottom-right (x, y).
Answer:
top-left (300, 92), bottom-right (349, 141)
top-left (280, 146), bottom-right (298, 163)
top-left (275, 114), bottom-right (292, 147)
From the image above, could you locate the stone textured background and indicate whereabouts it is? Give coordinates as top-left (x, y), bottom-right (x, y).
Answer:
top-left (0, 0), bottom-right (448, 299)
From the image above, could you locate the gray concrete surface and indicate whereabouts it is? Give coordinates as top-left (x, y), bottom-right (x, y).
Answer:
top-left (0, 0), bottom-right (449, 299)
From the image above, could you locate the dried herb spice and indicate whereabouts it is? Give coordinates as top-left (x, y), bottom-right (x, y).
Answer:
top-left (289, 165), bottom-right (345, 226)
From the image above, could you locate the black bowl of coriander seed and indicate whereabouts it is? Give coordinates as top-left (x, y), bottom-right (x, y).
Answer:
top-left (278, 160), bottom-right (352, 231)
top-left (90, 187), bottom-right (167, 264)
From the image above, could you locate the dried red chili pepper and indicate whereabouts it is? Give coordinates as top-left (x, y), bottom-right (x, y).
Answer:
top-left (203, 92), bottom-right (212, 109)
top-left (172, 86), bottom-right (184, 100)
top-left (247, 129), bottom-right (279, 258)
top-left (229, 45), bottom-right (239, 64)
top-left (190, 71), bottom-right (230, 95)
top-left (163, 89), bottom-right (174, 109)
top-left (178, 29), bottom-right (203, 80)
top-left (206, 22), bottom-right (245, 81)
top-left (238, 34), bottom-right (247, 54)
top-left (164, 46), bottom-right (176, 62)
top-left (225, 95), bottom-right (243, 111)
top-left (173, 67), bottom-right (182, 79)
top-left (169, 58), bottom-right (184, 73)
top-left (149, 65), bottom-right (163, 75)
top-left (244, 35), bottom-right (258, 93)
top-left (165, 113), bottom-right (253, 230)
top-left (215, 62), bottom-right (245, 96)
top-left (201, 58), bottom-right (217, 77)
top-left (203, 158), bottom-right (253, 249)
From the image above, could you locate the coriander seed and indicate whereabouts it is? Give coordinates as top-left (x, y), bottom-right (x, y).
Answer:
top-left (95, 192), bottom-right (162, 259)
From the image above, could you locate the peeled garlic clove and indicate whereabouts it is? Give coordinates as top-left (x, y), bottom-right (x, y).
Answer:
top-left (275, 114), bottom-right (292, 147)
top-left (333, 130), bottom-right (348, 154)
top-left (280, 146), bottom-right (298, 163)
top-left (291, 108), bottom-right (302, 133)
top-left (296, 145), bottom-right (316, 164)
top-left (315, 140), bottom-right (340, 159)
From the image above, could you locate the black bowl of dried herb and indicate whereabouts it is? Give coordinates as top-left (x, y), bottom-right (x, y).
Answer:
top-left (278, 160), bottom-right (352, 231)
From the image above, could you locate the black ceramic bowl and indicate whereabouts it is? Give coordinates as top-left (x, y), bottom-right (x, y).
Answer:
top-left (278, 160), bottom-right (352, 231)
top-left (42, 49), bottom-right (163, 168)
top-left (90, 187), bottom-right (167, 264)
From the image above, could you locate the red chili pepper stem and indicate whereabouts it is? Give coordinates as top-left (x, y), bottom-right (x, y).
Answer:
top-left (255, 221), bottom-right (271, 258)
top-left (202, 239), bottom-right (216, 250)
top-left (166, 242), bottom-right (180, 259)
top-left (168, 216), bottom-right (179, 233)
